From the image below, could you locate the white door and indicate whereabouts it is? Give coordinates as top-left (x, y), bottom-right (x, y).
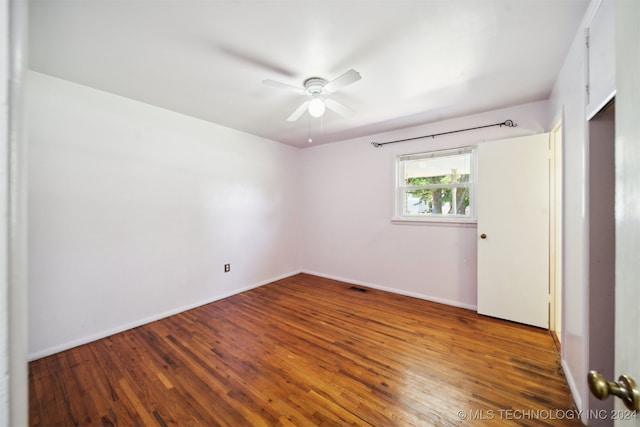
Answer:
top-left (612, 0), bottom-right (639, 423)
top-left (588, 1), bottom-right (640, 422)
top-left (586, 0), bottom-right (616, 119)
top-left (477, 134), bottom-right (549, 328)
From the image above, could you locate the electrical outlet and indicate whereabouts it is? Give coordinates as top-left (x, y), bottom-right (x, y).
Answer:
top-left (224, 264), bottom-right (230, 273)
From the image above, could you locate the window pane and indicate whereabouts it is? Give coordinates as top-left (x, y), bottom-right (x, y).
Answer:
top-left (396, 148), bottom-right (474, 221)
top-left (402, 153), bottom-right (471, 186)
top-left (403, 187), bottom-right (470, 216)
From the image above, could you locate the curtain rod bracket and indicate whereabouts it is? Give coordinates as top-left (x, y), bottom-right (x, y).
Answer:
top-left (371, 119), bottom-right (517, 148)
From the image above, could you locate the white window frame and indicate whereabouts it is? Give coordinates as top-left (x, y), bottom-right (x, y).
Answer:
top-left (393, 146), bottom-right (477, 225)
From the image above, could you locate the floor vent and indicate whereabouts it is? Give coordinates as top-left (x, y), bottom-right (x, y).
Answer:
top-left (349, 286), bottom-right (368, 293)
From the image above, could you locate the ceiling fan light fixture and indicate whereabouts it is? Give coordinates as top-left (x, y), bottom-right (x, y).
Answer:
top-left (264, 70), bottom-right (360, 122)
top-left (308, 94), bottom-right (325, 118)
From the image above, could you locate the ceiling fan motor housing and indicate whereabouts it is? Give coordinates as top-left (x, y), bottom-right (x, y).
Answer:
top-left (303, 77), bottom-right (327, 95)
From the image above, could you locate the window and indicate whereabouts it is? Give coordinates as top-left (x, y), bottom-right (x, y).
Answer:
top-left (395, 147), bottom-right (475, 222)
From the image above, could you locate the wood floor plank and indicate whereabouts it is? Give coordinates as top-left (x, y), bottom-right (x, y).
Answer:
top-left (29, 273), bottom-right (581, 426)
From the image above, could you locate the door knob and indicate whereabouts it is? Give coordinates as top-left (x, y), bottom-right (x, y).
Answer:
top-left (588, 370), bottom-right (640, 411)
top-left (480, 233), bottom-right (487, 239)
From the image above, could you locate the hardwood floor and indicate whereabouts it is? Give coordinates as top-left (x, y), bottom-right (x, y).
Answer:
top-left (29, 274), bottom-right (581, 426)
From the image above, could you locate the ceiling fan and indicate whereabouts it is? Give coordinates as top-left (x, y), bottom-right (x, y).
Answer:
top-left (263, 69), bottom-right (361, 122)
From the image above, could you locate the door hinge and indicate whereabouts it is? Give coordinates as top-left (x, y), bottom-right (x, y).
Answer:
top-left (584, 27), bottom-right (590, 104)
top-left (585, 30), bottom-right (590, 48)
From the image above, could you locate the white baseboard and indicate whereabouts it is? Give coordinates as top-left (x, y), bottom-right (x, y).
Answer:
top-left (29, 269), bottom-right (478, 361)
top-left (301, 270), bottom-right (477, 311)
top-left (561, 358), bottom-right (583, 420)
top-left (28, 270), bottom-right (302, 361)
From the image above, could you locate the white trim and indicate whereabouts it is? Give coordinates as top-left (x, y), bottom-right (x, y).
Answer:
top-left (402, 183), bottom-right (471, 191)
top-left (583, 0), bottom-right (604, 28)
top-left (27, 270), bottom-right (302, 361)
top-left (561, 358), bottom-right (584, 422)
top-left (6, 0), bottom-right (28, 424)
top-left (586, 89), bottom-right (616, 121)
top-left (301, 270), bottom-right (478, 311)
top-left (398, 146), bottom-right (474, 161)
top-left (391, 217), bottom-right (477, 227)
top-left (30, 268), bottom-right (479, 360)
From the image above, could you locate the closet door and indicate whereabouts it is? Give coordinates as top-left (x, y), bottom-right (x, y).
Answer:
top-left (586, 0), bottom-right (616, 119)
top-left (477, 134), bottom-right (549, 328)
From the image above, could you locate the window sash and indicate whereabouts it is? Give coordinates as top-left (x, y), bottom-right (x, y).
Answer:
top-left (398, 146), bottom-right (472, 162)
top-left (401, 189), bottom-right (472, 216)
top-left (401, 182), bottom-right (471, 191)
top-left (395, 147), bottom-right (476, 222)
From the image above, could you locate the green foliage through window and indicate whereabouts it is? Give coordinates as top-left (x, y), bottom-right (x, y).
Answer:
top-left (406, 175), bottom-right (470, 215)
top-left (397, 147), bottom-right (474, 219)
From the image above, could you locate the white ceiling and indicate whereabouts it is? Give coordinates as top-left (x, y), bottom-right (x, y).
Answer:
top-left (29, 0), bottom-right (589, 148)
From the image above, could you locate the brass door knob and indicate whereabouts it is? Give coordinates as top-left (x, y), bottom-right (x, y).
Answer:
top-left (588, 370), bottom-right (640, 411)
top-left (480, 233), bottom-right (487, 239)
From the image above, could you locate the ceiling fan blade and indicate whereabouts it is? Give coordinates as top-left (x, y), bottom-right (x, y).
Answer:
top-left (323, 69), bottom-right (361, 93)
top-left (262, 79), bottom-right (306, 94)
top-left (325, 98), bottom-right (355, 117)
top-left (287, 101), bottom-right (310, 122)
top-left (218, 45), bottom-right (296, 77)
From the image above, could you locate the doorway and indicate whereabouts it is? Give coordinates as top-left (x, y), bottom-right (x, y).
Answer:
top-left (549, 122), bottom-right (563, 349)
top-left (587, 99), bottom-right (616, 421)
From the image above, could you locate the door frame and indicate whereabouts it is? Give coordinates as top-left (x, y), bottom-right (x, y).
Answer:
top-left (587, 99), bottom-right (616, 418)
top-left (549, 121), bottom-right (564, 350)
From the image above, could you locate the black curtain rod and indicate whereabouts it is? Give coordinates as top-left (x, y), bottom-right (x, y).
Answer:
top-left (370, 120), bottom-right (517, 148)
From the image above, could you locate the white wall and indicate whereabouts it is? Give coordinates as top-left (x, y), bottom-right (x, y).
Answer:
top-left (27, 72), bottom-right (301, 359)
top-left (548, 0), bottom-right (612, 421)
top-left (300, 101), bottom-right (548, 309)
